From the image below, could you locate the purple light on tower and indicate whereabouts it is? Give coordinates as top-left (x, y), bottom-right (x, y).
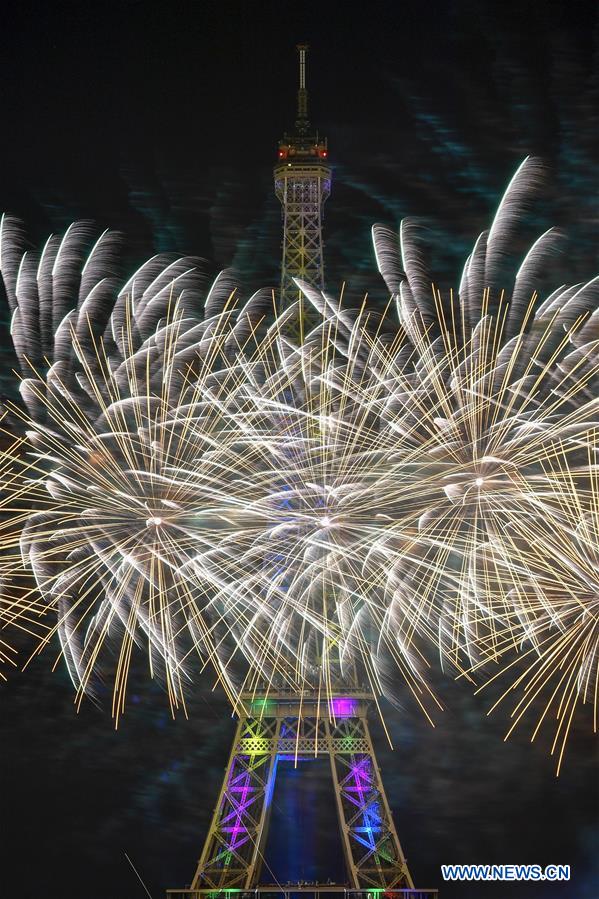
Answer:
top-left (331, 696), bottom-right (358, 718)
top-left (221, 764), bottom-right (254, 858)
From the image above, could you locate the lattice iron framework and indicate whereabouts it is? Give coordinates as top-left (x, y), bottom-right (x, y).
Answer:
top-left (169, 43), bottom-right (424, 899)
top-left (274, 44), bottom-right (332, 315)
top-left (189, 693), bottom-right (414, 891)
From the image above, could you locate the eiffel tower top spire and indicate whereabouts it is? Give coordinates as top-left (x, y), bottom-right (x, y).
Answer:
top-left (277, 42), bottom-right (328, 157)
top-left (295, 43), bottom-right (310, 134)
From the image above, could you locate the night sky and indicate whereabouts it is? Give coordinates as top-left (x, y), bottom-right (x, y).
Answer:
top-left (1, 1), bottom-right (598, 897)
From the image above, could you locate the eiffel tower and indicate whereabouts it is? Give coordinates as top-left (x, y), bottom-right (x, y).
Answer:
top-left (166, 44), bottom-right (438, 899)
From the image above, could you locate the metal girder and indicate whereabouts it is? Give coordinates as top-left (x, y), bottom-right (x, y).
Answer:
top-left (191, 716), bottom-right (281, 890)
top-left (274, 163), bottom-right (332, 324)
top-left (325, 716), bottom-right (413, 889)
top-left (189, 695), bottom-right (413, 891)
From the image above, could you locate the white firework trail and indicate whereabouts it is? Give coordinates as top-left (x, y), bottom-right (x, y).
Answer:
top-left (0, 218), bottom-right (440, 723)
top-left (0, 158), bottom-right (597, 767)
top-left (0, 216), bottom-right (278, 717)
top-left (297, 157), bottom-right (599, 760)
top-left (463, 463), bottom-right (599, 773)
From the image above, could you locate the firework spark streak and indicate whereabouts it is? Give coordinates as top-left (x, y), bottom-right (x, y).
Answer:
top-left (359, 156), bottom-right (598, 765)
top-left (0, 159), bottom-right (597, 769)
top-left (465, 479), bottom-right (599, 772)
top-left (294, 157), bottom-right (598, 763)
top-left (0, 218), bottom-right (440, 721)
top-left (0, 217), bottom-right (278, 716)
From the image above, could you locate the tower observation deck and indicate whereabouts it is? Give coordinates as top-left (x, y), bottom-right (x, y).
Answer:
top-left (274, 44), bottom-right (332, 313)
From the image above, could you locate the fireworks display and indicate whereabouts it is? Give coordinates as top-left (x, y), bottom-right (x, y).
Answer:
top-left (365, 158), bottom-right (598, 768)
top-left (0, 159), bottom-right (597, 768)
top-left (467, 491), bottom-right (599, 771)
top-left (0, 217), bottom-right (278, 716)
top-left (0, 218), bottom-right (442, 722)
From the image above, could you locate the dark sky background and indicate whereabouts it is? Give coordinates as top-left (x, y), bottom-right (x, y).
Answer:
top-left (1, 1), bottom-right (598, 897)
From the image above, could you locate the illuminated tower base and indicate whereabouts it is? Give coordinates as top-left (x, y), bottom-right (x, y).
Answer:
top-left (187, 692), bottom-right (413, 891)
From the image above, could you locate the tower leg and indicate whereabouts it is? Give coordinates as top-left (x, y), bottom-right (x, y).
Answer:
top-left (191, 714), bottom-right (280, 889)
top-left (326, 714), bottom-right (413, 889)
